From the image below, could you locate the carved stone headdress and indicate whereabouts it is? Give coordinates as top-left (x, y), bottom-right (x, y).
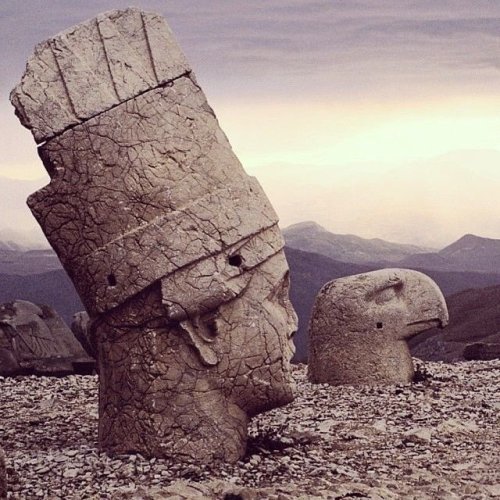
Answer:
top-left (11, 8), bottom-right (283, 318)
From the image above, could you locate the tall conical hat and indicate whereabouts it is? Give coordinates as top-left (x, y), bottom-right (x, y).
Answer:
top-left (11, 9), bottom-right (284, 317)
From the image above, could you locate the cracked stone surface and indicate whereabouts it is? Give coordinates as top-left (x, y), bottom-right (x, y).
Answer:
top-left (0, 300), bottom-right (94, 377)
top-left (0, 361), bottom-right (498, 498)
top-left (10, 8), bottom-right (189, 144)
top-left (70, 311), bottom-right (94, 360)
top-left (11, 8), bottom-right (297, 464)
top-left (308, 269), bottom-right (449, 385)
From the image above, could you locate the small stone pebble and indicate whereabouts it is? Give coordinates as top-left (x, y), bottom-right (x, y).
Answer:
top-left (0, 360), bottom-right (498, 498)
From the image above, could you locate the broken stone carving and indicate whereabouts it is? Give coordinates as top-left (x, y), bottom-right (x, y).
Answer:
top-left (11, 8), bottom-right (297, 463)
top-left (71, 311), bottom-right (94, 359)
top-left (0, 447), bottom-right (6, 499)
top-left (308, 269), bottom-right (449, 385)
top-left (463, 342), bottom-right (500, 361)
top-left (0, 300), bottom-right (95, 376)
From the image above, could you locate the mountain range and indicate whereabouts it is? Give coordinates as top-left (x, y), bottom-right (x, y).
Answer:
top-left (284, 221), bottom-right (500, 274)
top-left (0, 223), bottom-right (499, 363)
top-left (0, 248), bottom-right (61, 275)
top-left (399, 233), bottom-right (500, 274)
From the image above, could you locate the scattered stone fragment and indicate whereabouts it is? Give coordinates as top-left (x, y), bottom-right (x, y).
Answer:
top-left (308, 269), bottom-right (449, 385)
top-left (0, 300), bottom-right (95, 376)
top-left (0, 447), bottom-right (6, 499)
top-left (404, 427), bottom-right (432, 444)
top-left (0, 361), bottom-right (498, 498)
top-left (437, 418), bottom-right (479, 434)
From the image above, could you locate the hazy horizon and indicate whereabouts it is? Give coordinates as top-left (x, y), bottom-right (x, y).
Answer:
top-left (1, 1), bottom-right (499, 248)
top-left (0, 170), bottom-right (496, 251)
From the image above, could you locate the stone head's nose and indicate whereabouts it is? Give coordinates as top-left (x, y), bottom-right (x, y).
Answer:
top-left (405, 282), bottom-right (449, 336)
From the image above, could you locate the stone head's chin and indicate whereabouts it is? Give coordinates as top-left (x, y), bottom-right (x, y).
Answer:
top-left (242, 357), bottom-right (295, 417)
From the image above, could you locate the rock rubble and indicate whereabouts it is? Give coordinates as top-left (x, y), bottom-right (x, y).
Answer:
top-left (0, 360), bottom-right (499, 499)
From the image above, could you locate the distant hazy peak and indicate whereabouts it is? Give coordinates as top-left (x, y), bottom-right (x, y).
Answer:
top-left (450, 233), bottom-right (498, 245)
top-left (283, 221), bottom-right (327, 233)
top-left (440, 233), bottom-right (500, 256)
top-left (282, 220), bottom-right (431, 265)
top-left (0, 240), bottom-right (23, 251)
top-left (0, 228), bottom-right (50, 251)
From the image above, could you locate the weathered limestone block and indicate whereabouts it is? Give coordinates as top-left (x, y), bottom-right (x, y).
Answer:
top-left (11, 8), bottom-right (189, 143)
top-left (308, 269), bottom-right (448, 385)
top-left (0, 300), bottom-right (95, 376)
top-left (12, 9), bottom-right (297, 464)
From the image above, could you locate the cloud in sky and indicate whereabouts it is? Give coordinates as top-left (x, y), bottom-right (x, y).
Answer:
top-left (1, 0), bottom-right (500, 99)
top-left (0, 1), bottom-right (499, 246)
top-left (257, 150), bottom-right (500, 248)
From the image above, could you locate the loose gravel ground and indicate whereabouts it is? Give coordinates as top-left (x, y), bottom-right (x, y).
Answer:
top-left (1, 360), bottom-right (499, 499)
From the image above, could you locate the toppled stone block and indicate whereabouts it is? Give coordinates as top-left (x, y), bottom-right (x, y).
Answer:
top-left (308, 269), bottom-right (449, 385)
top-left (12, 9), bottom-right (297, 464)
top-left (0, 300), bottom-right (95, 376)
top-left (463, 342), bottom-right (500, 361)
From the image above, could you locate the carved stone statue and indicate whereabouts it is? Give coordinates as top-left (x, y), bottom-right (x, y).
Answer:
top-left (308, 269), bottom-right (448, 385)
top-left (11, 8), bottom-right (297, 463)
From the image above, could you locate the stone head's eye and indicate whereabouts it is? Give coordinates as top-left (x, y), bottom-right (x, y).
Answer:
top-left (228, 254), bottom-right (242, 267)
top-left (107, 274), bottom-right (117, 287)
top-left (374, 287), bottom-right (396, 304)
top-left (376, 322), bottom-right (383, 329)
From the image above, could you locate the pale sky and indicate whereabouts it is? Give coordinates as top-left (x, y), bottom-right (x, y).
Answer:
top-left (1, 1), bottom-right (500, 248)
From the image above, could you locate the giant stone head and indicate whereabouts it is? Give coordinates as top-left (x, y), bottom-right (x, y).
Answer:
top-left (11, 8), bottom-right (297, 463)
top-left (308, 268), bottom-right (448, 385)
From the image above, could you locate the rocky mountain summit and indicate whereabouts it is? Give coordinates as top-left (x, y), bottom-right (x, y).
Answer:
top-left (1, 360), bottom-right (498, 498)
top-left (284, 223), bottom-right (500, 276)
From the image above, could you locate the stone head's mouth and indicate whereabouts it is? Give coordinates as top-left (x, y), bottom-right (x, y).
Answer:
top-left (406, 317), bottom-right (445, 333)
